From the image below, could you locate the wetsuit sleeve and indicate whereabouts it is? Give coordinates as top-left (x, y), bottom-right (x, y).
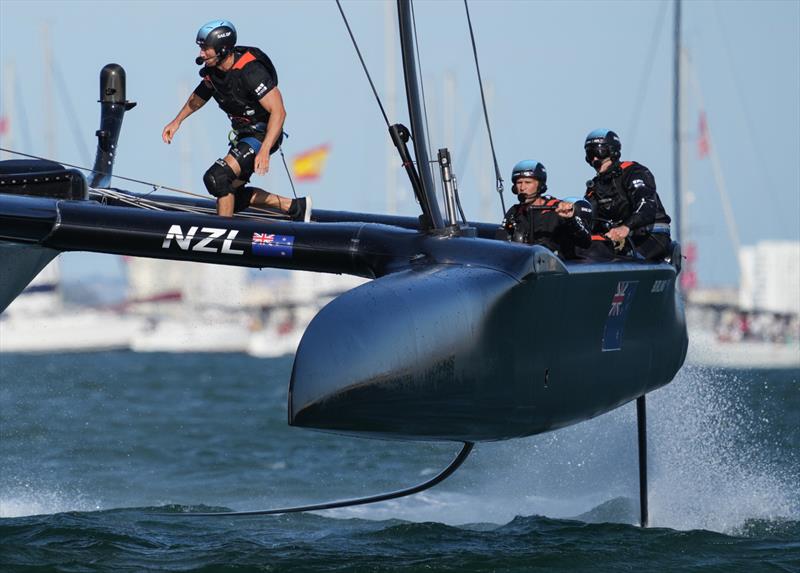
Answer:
top-left (242, 62), bottom-right (277, 101)
top-left (583, 191), bottom-right (600, 233)
top-left (565, 210), bottom-right (592, 248)
top-left (193, 78), bottom-right (213, 101)
top-left (622, 165), bottom-right (659, 230)
top-left (496, 206), bottom-right (517, 240)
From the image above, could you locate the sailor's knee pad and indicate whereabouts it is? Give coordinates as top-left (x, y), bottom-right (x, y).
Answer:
top-left (203, 159), bottom-right (236, 198)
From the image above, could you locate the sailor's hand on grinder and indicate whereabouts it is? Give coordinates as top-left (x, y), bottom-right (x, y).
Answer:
top-left (605, 225), bottom-right (630, 251)
top-left (254, 151), bottom-right (270, 176)
top-left (556, 201), bottom-right (575, 218)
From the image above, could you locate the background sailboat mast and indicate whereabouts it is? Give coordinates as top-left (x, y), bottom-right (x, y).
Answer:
top-left (673, 0), bottom-right (682, 244)
top-left (396, 0), bottom-right (444, 230)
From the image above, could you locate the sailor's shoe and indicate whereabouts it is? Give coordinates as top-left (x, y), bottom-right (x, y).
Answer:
top-left (291, 196), bottom-right (312, 222)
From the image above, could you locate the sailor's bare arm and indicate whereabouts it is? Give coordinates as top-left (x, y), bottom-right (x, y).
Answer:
top-left (162, 94), bottom-right (208, 144)
top-left (253, 87), bottom-right (286, 175)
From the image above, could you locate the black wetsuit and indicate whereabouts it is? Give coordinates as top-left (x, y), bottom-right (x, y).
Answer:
top-left (498, 195), bottom-right (592, 259)
top-left (584, 161), bottom-right (672, 260)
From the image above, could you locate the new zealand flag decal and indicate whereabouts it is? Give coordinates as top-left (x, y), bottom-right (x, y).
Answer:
top-left (252, 233), bottom-right (294, 258)
top-left (602, 280), bottom-right (638, 351)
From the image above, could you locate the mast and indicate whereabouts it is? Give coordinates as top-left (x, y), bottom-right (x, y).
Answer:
top-left (673, 0), bottom-right (682, 243)
top-left (396, 0), bottom-right (444, 230)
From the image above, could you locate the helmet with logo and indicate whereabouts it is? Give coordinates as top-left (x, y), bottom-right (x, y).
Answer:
top-left (584, 129), bottom-right (621, 167)
top-left (511, 160), bottom-right (547, 194)
top-left (196, 20), bottom-right (237, 60)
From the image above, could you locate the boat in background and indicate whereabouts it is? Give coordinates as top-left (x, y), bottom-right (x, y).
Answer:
top-left (0, 259), bottom-right (144, 352)
top-left (248, 272), bottom-right (369, 358)
top-left (124, 257), bottom-right (253, 353)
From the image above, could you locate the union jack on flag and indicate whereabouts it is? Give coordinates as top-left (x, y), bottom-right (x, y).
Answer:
top-left (253, 233), bottom-right (275, 245)
top-left (251, 232), bottom-right (294, 258)
top-left (608, 282), bottom-right (629, 317)
top-left (602, 280), bottom-right (638, 351)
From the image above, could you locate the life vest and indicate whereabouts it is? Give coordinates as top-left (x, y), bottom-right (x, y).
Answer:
top-left (199, 46), bottom-right (278, 127)
top-left (585, 161), bottom-right (636, 228)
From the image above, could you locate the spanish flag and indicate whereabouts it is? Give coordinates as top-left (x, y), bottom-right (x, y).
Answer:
top-left (292, 144), bottom-right (331, 182)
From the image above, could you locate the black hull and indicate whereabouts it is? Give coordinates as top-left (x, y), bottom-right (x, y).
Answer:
top-left (289, 258), bottom-right (686, 442)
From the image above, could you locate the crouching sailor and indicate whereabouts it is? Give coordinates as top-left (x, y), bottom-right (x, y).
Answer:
top-left (162, 20), bottom-right (311, 221)
top-left (583, 129), bottom-right (671, 260)
top-left (498, 160), bottom-right (591, 259)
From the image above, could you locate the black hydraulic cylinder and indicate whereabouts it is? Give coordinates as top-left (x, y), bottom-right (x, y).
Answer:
top-left (90, 64), bottom-right (136, 188)
top-left (389, 123), bottom-right (431, 229)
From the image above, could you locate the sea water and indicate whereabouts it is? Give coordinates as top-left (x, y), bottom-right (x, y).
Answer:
top-left (1, 352), bottom-right (798, 572)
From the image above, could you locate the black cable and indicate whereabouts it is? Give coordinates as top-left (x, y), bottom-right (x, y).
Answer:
top-left (279, 146), bottom-right (298, 199)
top-left (335, 0), bottom-right (391, 128)
top-left (463, 0), bottom-right (505, 215)
top-left (158, 441), bottom-right (474, 517)
top-left (0, 147), bottom-right (197, 198)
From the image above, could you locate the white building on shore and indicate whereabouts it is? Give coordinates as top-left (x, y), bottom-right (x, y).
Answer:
top-left (739, 240), bottom-right (800, 315)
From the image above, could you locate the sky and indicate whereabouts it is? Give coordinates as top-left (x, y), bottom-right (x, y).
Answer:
top-left (0, 0), bottom-right (798, 288)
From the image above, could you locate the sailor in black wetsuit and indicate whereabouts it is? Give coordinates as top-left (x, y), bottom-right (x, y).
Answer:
top-left (497, 160), bottom-right (591, 259)
top-left (582, 129), bottom-right (671, 260)
top-left (162, 20), bottom-right (311, 220)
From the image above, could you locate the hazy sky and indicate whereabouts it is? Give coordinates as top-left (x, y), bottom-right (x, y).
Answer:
top-left (1, 0), bottom-right (798, 288)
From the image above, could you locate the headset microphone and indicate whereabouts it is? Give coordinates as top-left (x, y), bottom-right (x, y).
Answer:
top-left (195, 56), bottom-right (205, 65)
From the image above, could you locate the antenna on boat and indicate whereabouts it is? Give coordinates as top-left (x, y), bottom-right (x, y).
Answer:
top-left (90, 64), bottom-right (136, 188)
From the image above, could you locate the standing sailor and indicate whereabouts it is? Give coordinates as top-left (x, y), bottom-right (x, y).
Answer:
top-left (498, 160), bottom-right (591, 259)
top-left (583, 129), bottom-right (671, 259)
top-left (162, 20), bottom-right (311, 220)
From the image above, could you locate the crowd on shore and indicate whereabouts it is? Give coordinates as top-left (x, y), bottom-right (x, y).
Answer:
top-left (691, 304), bottom-right (800, 345)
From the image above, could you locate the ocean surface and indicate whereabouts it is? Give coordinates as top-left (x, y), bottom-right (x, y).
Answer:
top-left (1, 352), bottom-right (797, 572)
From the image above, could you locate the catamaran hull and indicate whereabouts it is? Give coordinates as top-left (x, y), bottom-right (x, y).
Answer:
top-left (289, 260), bottom-right (687, 442)
top-left (0, 169), bottom-right (687, 444)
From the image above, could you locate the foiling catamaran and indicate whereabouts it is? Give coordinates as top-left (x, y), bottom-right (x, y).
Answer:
top-left (0, 1), bottom-right (687, 526)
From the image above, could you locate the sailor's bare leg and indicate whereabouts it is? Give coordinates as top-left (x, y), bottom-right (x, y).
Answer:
top-left (216, 193), bottom-right (235, 217)
top-left (248, 188), bottom-right (292, 212)
top-left (212, 155), bottom-right (244, 217)
top-left (220, 154), bottom-right (292, 214)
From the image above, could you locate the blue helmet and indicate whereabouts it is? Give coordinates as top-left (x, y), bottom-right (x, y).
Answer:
top-left (511, 160), bottom-right (547, 194)
top-left (196, 20), bottom-right (237, 60)
top-left (584, 129), bottom-right (621, 166)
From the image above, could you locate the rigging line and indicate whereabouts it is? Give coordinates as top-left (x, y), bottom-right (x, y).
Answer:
top-left (0, 147), bottom-right (205, 199)
top-left (158, 441), bottom-right (474, 517)
top-left (409, 0), bottom-right (438, 199)
top-left (625, 0), bottom-right (669, 152)
top-left (279, 147), bottom-right (298, 199)
top-left (89, 187), bottom-right (292, 220)
top-left (335, 0), bottom-right (391, 128)
top-left (463, 0), bottom-right (505, 215)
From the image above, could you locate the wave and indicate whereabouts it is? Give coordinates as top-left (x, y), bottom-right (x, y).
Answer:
top-left (2, 506), bottom-right (798, 573)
